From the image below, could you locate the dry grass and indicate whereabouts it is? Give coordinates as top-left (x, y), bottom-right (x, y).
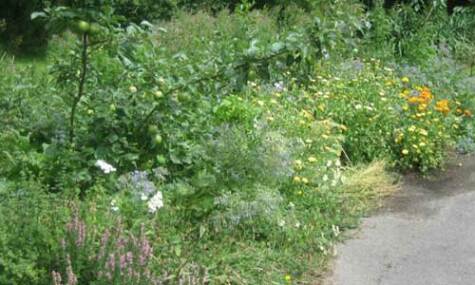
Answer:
top-left (340, 160), bottom-right (400, 208)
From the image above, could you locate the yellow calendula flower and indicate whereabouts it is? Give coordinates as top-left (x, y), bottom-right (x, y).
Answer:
top-left (402, 149), bottom-right (409, 155)
top-left (419, 142), bottom-right (426, 147)
top-left (308, 156), bottom-right (317, 163)
top-left (418, 104), bottom-right (427, 111)
top-left (408, 125), bottom-right (416, 132)
top-left (435, 99), bottom-right (450, 115)
top-left (419, 129), bottom-right (428, 136)
top-left (301, 177), bottom-right (309, 184)
top-left (407, 96), bottom-right (421, 105)
top-left (401, 76), bottom-right (410, 83)
top-left (293, 176), bottom-right (302, 183)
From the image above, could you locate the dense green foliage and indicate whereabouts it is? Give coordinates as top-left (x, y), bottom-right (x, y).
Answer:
top-left (1, 1), bottom-right (474, 284)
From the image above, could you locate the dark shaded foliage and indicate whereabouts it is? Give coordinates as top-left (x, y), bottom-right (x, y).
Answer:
top-left (0, 0), bottom-right (49, 54)
top-left (362, 0), bottom-right (474, 14)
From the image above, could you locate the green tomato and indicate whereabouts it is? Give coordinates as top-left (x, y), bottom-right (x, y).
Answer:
top-left (156, 155), bottom-right (166, 165)
top-left (154, 134), bottom-right (163, 145)
top-left (248, 70), bottom-right (257, 81)
top-left (89, 23), bottom-right (101, 35)
top-left (148, 125), bottom-right (159, 135)
top-left (77, 20), bottom-right (90, 33)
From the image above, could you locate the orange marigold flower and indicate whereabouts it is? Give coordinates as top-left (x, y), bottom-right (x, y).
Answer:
top-left (464, 110), bottom-right (472, 117)
top-left (419, 87), bottom-right (433, 104)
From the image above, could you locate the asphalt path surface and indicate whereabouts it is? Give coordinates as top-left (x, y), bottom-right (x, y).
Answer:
top-left (325, 154), bottom-right (475, 285)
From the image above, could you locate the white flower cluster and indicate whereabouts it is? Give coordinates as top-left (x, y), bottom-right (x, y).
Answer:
top-left (95, 160), bottom-right (116, 174)
top-left (147, 191), bottom-right (164, 214)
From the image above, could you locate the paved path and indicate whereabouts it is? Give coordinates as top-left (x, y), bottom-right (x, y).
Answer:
top-left (325, 154), bottom-right (475, 285)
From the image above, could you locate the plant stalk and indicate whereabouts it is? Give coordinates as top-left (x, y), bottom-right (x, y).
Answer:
top-left (69, 33), bottom-right (89, 145)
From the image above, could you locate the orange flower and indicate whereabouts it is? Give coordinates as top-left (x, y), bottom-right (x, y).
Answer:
top-left (464, 109), bottom-right (472, 117)
top-left (419, 87), bottom-right (433, 104)
top-left (435, 99), bottom-right (450, 115)
top-left (406, 87), bottom-right (433, 106)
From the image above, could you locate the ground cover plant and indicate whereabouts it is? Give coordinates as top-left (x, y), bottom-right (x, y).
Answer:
top-left (1, 0), bottom-right (474, 284)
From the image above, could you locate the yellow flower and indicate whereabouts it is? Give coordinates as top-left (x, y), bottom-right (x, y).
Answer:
top-left (419, 142), bottom-right (426, 147)
top-left (257, 100), bottom-right (265, 107)
top-left (395, 132), bottom-right (404, 143)
top-left (284, 275), bottom-right (292, 282)
top-left (293, 176), bottom-right (301, 183)
top-left (435, 99), bottom-right (450, 114)
top-left (400, 89), bottom-right (410, 98)
top-left (401, 76), bottom-right (410, 83)
top-left (407, 96), bottom-right (421, 105)
top-left (308, 156), bottom-right (317, 163)
top-left (402, 149), bottom-right (409, 155)
top-left (418, 104), bottom-right (427, 111)
top-left (419, 129), bottom-right (428, 136)
top-left (301, 177), bottom-right (309, 184)
top-left (408, 125), bottom-right (416, 132)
